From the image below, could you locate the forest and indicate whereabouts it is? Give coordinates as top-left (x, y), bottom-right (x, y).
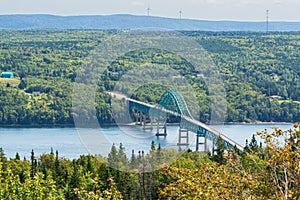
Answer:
top-left (0, 30), bottom-right (299, 125)
top-left (0, 123), bottom-right (300, 199)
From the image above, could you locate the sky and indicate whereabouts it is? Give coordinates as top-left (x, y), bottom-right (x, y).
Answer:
top-left (0, 0), bottom-right (300, 21)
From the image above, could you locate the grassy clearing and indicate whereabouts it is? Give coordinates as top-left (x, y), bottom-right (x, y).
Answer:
top-left (278, 99), bottom-right (300, 104)
top-left (0, 78), bottom-right (20, 88)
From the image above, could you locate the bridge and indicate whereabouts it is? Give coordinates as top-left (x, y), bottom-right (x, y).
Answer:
top-left (109, 91), bottom-right (244, 152)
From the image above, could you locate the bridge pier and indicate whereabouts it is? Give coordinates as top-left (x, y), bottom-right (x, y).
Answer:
top-left (177, 128), bottom-right (189, 146)
top-left (196, 135), bottom-right (207, 152)
top-left (143, 116), bottom-right (153, 130)
top-left (112, 91), bottom-right (243, 152)
top-left (135, 111), bottom-right (143, 126)
top-left (155, 120), bottom-right (167, 136)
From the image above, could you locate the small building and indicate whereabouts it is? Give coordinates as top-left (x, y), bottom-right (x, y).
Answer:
top-left (1, 72), bottom-right (14, 78)
top-left (196, 73), bottom-right (205, 77)
top-left (32, 91), bottom-right (41, 96)
top-left (269, 95), bottom-right (283, 99)
top-left (112, 72), bottom-right (119, 76)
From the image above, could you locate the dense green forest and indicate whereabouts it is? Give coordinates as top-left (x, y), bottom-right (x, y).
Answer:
top-left (0, 30), bottom-right (299, 125)
top-left (1, 124), bottom-right (300, 199)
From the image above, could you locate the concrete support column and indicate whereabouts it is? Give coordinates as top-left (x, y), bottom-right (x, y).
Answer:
top-left (177, 128), bottom-right (189, 146)
top-left (196, 135), bottom-right (207, 152)
top-left (155, 120), bottom-right (167, 136)
top-left (143, 116), bottom-right (153, 130)
top-left (135, 111), bottom-right (143, 126)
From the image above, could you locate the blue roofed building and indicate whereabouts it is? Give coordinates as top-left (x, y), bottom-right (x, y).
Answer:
top-left (1, 72), bottom-right (14, 78)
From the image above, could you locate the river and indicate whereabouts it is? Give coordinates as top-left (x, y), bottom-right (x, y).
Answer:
top-left (0, 124), bottom-right (294, 159)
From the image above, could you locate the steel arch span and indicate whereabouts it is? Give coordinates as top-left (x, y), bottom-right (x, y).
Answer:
top-left (122, 91), bottom-right (244, 152)
top-left (158, 90), bottom-right (193, 119)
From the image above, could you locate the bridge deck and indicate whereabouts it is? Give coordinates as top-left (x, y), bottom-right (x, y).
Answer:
top-left (108, 92), bottom-right (244, 151)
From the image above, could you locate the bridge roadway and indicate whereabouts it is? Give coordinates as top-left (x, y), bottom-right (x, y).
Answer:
top-left (108, 92), bottom-right (244, 152)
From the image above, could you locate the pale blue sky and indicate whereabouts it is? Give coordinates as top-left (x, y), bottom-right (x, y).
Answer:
top-left (0, 0), bottom-right (299, 21)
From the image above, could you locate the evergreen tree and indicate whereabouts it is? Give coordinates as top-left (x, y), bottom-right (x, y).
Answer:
top-left (151, 141), bottom-right (156, 152)
top-left (69, 160), bottom-right (81, 199)
top-left (30, 149), bottom-right (37, 178)
top-left (54, 150), bottom-right (60, 180)
top-left (233, 145), bottom-right (241, 157)
top-left (18, 79), bottom-right (26, 89)
top-left (55, 150), bottom-right (59, 160)
top-left (249, 135), bottom-right (259, 152)
top-left (130, 150), bottom-right (137, 169)
top-left (157, 143), bottom-right (161, 162)
top-left (108, 144), bottom-right (118, 169)
top-left (118, 143), bottom-right (128, 166)
top-left (213, 136), bottom-right (226, 164)
top-left (244, 139), bottom-right (250, 153)
top-left (137, 151), bottom-right (142, 164)
top-left (15, 152), bottom-right (20, 160)
top-left (0, 147), bottom-right (5, 161)
top-left (87, 155), bottom-right (93, 172)
top-left (259, 142), bottom-right (263, 149)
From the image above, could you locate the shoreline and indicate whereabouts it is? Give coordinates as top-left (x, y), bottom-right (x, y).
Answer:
top-left (223, 122), bottom-right (294, 125)
top-left (0, 124), bottom-right (75, 128)
top-left (0, 121), bottom-right (295, 128)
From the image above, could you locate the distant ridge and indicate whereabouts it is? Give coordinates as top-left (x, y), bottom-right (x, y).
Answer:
top-left (1, 14), bottom-right (300, 31)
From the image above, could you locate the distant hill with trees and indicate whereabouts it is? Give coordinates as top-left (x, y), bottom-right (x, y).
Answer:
top-left (1, 14), bottom-right (300, 31)
top-left (0, 30), bottom-right (299, 125)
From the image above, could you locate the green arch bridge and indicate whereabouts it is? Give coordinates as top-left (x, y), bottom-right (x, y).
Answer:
top-left (110, 91), bottom-right (244, 152)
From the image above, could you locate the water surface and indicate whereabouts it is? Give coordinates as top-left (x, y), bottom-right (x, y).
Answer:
top-left (0, 124), bottom-right (294, 159)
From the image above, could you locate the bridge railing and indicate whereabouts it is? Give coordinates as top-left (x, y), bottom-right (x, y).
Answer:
top-left (182, 116), bottom-right (244, 151)
top-left (110, 92), bottom-right (244, 151)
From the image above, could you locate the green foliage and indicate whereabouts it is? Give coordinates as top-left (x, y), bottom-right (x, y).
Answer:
top-left (212, 136), bottom-right (226, 164)
top-left (1, 124), bottom-right (300, 199)
top-left (0, 30), bottom-right (299, 126)
top-left (249, 134), bottom-right (259, 152)
top-left (257, 122), bottom-right (300, 199)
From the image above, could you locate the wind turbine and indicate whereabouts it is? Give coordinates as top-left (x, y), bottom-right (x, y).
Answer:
top-left (179, 9), bottom-right (183, 20)
top-left (147, 5), bottom-right (151, 16)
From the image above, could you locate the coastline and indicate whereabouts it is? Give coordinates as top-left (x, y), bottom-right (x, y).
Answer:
top-left (0, 121), bottom-right (295, 128)
top-left (0, 124), bottom-right (75, 128)
top-left (224, 122), bottom-right (294, 125)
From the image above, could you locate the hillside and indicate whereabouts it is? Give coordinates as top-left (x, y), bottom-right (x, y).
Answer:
top-left (1, 14), bottom-right (300, 31)
top-left (0, 30), bottom-right (299, 125)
